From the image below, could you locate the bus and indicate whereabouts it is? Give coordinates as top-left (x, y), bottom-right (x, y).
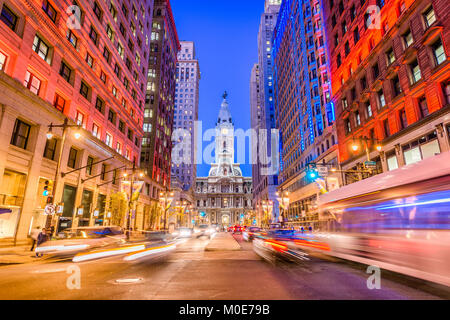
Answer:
top-left (313, 152), bottom-right (450, 287)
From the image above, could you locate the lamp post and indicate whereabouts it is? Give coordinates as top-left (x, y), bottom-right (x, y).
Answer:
top-left (275, 190), bottom-right (290, 227)
top-left (350, 136), bottom-right (382, 162)
top-left (261, 200), bottom-right (273, 228)
top-left (122, 162), bottom-right (144, 239)
top-left (45, 118), bottom-right (82, 232)
top-left (159, 190), bottom-right (174, 232)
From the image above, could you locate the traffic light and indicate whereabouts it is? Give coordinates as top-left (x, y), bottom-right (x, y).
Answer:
top-left (306, 163), bottom-right (318, 182)
top-left (43, 180), bottom-right (54, 203)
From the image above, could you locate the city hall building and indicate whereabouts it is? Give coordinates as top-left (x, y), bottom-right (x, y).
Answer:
top-left (194, 95), bottom-right (253, 227)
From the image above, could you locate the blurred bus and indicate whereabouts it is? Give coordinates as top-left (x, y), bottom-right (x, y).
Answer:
top-left (315, 152), bottom-right (450, 287)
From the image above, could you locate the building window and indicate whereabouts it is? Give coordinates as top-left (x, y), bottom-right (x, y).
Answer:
top-left (116, 141), bottom-right (122, 154)
top-left (85, 52), bottom-right (94, 68)
top-left (444, 81), bottom-right (450, 105)
top-left (42, 0), bottom-right (57, 23)
top-left (23, 71), bottom-right (41, 95)
top-left (345, 119), bottom-right (351, 134)
top-left (75, 110), bottom-right (84, 127)
top-left (95, 97), bottom-right (104, 113)
top-left (432, 38), bottom-right (446, 66)
top-left (93, 2), bottom-right (102, 21)
top-left (403, 131), bottom-right (440, 165)
top-left (392, 75), bottom-right (402, 96)
top-left (0, 51), bottom-right (7, 70)
top-left (355, 111), bottom-right (361, 127)
top-left (32, 35), bottom-right (50, 63)
top-left (86, 156), bottom-right (94, 175)
top-left (0, 5), bottom-right (18, 31)
top-left (418, 96), bottom-right (429, 118)
top-left (383, 118), bottom-right (390, 138)
top-left (105, 133), bottom-right (112, 147)
top-left (10, 119), bottom-right (31, 149)
top-left (103, 47), bottom-right (111, 62)
top-left (399, 108), bottom-right (408, 129)
top-left (67, 30), bottom-right (78, 48)
top-left (89, 26), bottom-right (98, 45)
top-left (59, 61), bottom-right (72, 83)
top-left (386, 48), bottom-right (395, 65)
top-left (403, 30), bottom-right (413, 48)
top-left (366, 101), bottom-right (372, 118)
top-left (100, 70), bottom-right (107, 83)
top-left (106, 24), bottom-right (114, 41)
top-left (43, 138), bottom-right (57, 160)
top-left (92, 123), bottom-right (100, 139)
top-left (108, 110), bottom-right (116, 124)
top-left (423, 6), bottom-right (436, 28)
top-left (79, 81), bottom-right (89, 99)
top-left (67, 147), bottom-right (78, 168)
top-left (377, 89), bottom-right (386, 108)
top-left (101, 164), bottom-right (106, 180)
top-left (409, 60), bottom-right (421, 84)
top-left (53, 93), bottom-right (65, 112)
top-left (342, 97), bottom-right (348, 110)
top-left (372, 63), bottom-right (380, 79)
top-left (386, 152), bottom-right (398, 171)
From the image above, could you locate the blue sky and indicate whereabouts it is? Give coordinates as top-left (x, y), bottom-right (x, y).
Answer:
top-left (171, 0), bottom-right (264, 177)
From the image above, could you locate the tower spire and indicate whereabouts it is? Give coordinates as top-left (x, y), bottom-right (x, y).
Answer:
top-left (222, 90), bottom-right (228, 99)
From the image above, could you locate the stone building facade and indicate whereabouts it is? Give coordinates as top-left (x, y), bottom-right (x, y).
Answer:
top-left (194, 95), bottom-right (253, 227)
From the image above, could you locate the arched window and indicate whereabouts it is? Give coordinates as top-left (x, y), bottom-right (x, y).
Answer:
top-left (331, 135), bottom-right (336, 145)
top-left (156, 9), bottom-right (161, 16)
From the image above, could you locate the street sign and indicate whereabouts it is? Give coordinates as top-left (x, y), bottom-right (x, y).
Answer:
top-left (317, 166), bottom-right (328, 177)
top-left (364, 161), bottom-right (377, 169)
top-left (44, 204), bottom-right (55, 215)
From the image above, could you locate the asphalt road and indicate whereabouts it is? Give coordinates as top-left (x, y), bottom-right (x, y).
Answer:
top-left (0, 233), bottom-right (448, 300)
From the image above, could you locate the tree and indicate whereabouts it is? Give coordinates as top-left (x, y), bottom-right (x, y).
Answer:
top-left (109, 192), bottom-right (128, 227)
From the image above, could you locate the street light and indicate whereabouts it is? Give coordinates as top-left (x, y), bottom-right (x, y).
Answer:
top-left (122, 163), bottom-right (144, 239)
top-left (45, 118), bottom-right (82, 233)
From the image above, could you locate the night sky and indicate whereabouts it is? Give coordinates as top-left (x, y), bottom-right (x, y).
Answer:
top-left (171, 0), bottom-right (264, 177)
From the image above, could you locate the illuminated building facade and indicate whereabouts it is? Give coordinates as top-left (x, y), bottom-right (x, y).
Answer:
top-left (141, 0), bottom-right (180, 191)
top-left (172, 41), bottom-right (200, 191)
top-left (251, 0), bottom-right (282, 226)
top-left (195, 95), bottom-right (253, 227)
top-left (273, 0), bottom-right (340, 228)
top-left (325, 0), bottom-right (450, 184)
top-left (0, 0), bottom-right (159, 243)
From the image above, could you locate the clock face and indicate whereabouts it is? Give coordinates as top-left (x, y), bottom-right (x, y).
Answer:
top-left (221, 128), bottom-right (228, 135)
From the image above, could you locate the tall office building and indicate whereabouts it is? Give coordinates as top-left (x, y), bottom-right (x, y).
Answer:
top-left (251, 0), bottom-right (282, 225)
top-left (0, 0), bottom-right (155, 242)
top-left (141, 0), bottom-right (180, 193)
top-left (272, 0), bottom-right (340, 229)
top-left (172, 41), bottom-right (200, 191)
top-left (324, 0), bottom-right (449, 184)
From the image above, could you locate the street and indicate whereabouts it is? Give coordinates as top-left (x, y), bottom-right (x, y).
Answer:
top-left (0, 233), bottom-right (447, 300)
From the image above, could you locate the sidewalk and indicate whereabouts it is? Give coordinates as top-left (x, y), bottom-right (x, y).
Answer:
top-left (0, 245), bottom-right (42, 265)
top-left (205, 232), bottom-right (241, 251)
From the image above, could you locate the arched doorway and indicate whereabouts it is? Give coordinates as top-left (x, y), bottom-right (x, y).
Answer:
top-left (221, 214), bottom-right (230, 226)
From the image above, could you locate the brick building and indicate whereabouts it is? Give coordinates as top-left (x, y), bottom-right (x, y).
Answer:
top-left (141, 0), bottom-right (180, 193)
top-left (0, 0), bottom-right (161, 243)
top-left (325, 0), bottom-right (450, 184)
top-left (272, 0), bottom-right (340, 228)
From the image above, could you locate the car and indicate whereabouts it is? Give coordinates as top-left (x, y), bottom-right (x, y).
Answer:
top-left (36, 226), bottom-right (126, 256)
top-left (232, 225), bottom-right (242, 234)
top-left (171, 227), bottom-right (194, 238)
top-left (195, 224), bottom-right (216, 238)
top-left (227, 226), bottom-right (233, 233)
top-left (243, 226), bottom-right (262, 241)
